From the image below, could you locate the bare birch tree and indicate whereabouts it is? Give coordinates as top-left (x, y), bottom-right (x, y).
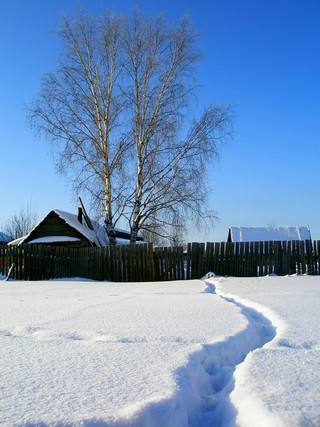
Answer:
top-left (28, 11), bottom-right (128, 245)
top-left (121, 12), bottom-right (232, 243)
top-left (28, 9), bottom-right (233, 245)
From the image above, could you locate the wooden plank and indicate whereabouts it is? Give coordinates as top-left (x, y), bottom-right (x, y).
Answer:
top-left (219, 242), bottom-right (226, 276)
top-left (31, 244), bottom-right (38, 280)
top-left (253, 241), bottom-right (259, 277)
top-left (226, 242), bottom-right (231, 276)
top-left (243, 242), bottom-right (250, 276)
top-left (153, 247), bottom-right (159, 281)
top-left (259, 241), bottom-right (265, 276)
top-left (188, 243), bottom-right (195, 279)
top-left (305, 240), bottom-right (313, 275)
top-left (249, 242), bottom-right (254, 276)
top-left (175, 246), bottom-right (181, 280)
top-left (268, 241), bottom-right (274, 275)
top-left (314, 241), bottom-right (319, 275)
top-left (163, 247), bottom-right (168, 281)
top-left (204, 243), bottom-right (210, 274)
top-left (316, 241), bottom-right (320, 275)
top-left (110, 245), bottom-right (115, 281)
top-left (210, 242), bottom-right (216, 274)
top-left (185, 243), bottom-right (191, 280)
top-left (287, 241), bottom-right (293, 275)
top-left (136, 245), bottom-right (142, 282)
top-left (169, 247), bottom-right (174, 281)
top-left (281, 241), bottom-right (288, 276)
top-left (198, 243), bottom-right (205, 278)
top-left (0, 244), bottom-right (4, 276)
top-left (159, 247), bottom-right (164, 281)
top-left (175, 247), bottom-right (181, 280)
top-left (233, 242), bottom-right (239, 276)
top-left (273, 241), bottom-right (280, 276)
top-left (237, 242), bottom-right (243, 277)
top-left (292, 241), bottom-right (298, 274)
top-left (295, 240), bottom-right (301, 275)
top-left (213, 242), bottom-right (220, 275)
top-left (299, 241), bottom-right (306, 275)
top-left (119, 245), bottom-right (125, 282)
top-left (173, 247), bottom-right (178, 280)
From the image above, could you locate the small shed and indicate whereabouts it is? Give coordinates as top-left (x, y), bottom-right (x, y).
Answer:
top-left (228, 226), bottom-right (312, 243)
top-left (9, 209), bottom-right (107, 247)
top-left (8, 208), bottom-right (144, 247)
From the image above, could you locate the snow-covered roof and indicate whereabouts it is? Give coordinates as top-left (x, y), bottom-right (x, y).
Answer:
top-left (228, 226), bottom-right (311, 243)
top-left (8, 209), bottom-right (109, 246)
top-left (53, 209), bottom-right (109, 246)
top-left (8, 209), bottom-right (135, 246)
top-left (0, 231), bottom-right (11, 243)
top-left (28, 236), bottom-right (82, 244)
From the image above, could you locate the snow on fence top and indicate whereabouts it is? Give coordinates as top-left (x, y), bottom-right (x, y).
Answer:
top-left (228, 226), bottom-right (311, 243)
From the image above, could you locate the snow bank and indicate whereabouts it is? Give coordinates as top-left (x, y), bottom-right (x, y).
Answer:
top-left (1, 275), bottom-right (320, 426)
top-left (0, 280), bottom-right (246, 426)
top-left (213, 275), bottom-right (320, 427)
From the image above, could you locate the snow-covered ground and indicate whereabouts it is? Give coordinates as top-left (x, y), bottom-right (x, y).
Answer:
top-left (0, 274), bottom-right (319, 426)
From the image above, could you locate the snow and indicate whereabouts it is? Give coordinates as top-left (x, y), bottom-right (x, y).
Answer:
top-left (229, 226), bottom-right (311, 242)
top-left (0, 275), bottom-right (320, 426)
top-left (28, 236), bottom-right (81, 244)
top-left (54, 209), bottom-right (101, 244)
top-left (214, 275), bottom-right (320, 426)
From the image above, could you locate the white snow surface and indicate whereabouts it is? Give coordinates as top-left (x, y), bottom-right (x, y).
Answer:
top-left (28, 236), bottom-right (82, 244)
top-left (0, 275), bottom-right (319, 426)
top-left (229, 226), bottom-right (311, 242)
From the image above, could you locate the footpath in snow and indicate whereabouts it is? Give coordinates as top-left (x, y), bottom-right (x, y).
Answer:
top-left (214, 275), bottom-right (320, 427)
top-left (1, 275), bottom-right (320, 426)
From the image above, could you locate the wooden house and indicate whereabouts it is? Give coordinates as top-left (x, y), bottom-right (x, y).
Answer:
top-left (9, 207), bottom-right (143, 247)
top-left (228, 226), bottom-right (311, 243)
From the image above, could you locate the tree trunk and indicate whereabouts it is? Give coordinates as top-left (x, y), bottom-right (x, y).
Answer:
top-left (130, 223), bottom-right (139, 245)
top-left (130, 197), bottom-right (141, 244)
top-left (105, 218), bottom-right (117, 246)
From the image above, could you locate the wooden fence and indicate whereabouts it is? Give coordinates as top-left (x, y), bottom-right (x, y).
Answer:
top-left (1, 240), bottom-right (320, 281)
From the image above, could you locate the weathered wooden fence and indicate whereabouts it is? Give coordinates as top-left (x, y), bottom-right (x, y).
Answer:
top-left (1, 240), bottom-right (320, 281)
top-left (186, 240), bottom-right (320, 278)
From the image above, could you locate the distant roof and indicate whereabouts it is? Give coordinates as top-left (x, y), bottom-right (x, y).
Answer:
top-left (0, 231), bottom-right (11, 243)
top-left (228, 226), bottom-right (311, 243)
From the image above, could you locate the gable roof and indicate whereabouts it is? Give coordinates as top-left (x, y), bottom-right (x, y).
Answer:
top-left (53, 209), bottom-right (108, 246)
top-left (10, 209), bottom-right (109, 246)
top-left (228, 226), bottom-right (311, 243)
top-left (8, 209), bottom-right (144, 246)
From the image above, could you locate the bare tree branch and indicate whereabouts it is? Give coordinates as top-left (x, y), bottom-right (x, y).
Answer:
top-left (27, 9), bottom-right (234, 245)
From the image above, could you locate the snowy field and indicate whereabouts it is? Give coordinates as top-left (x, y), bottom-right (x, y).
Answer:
top-left (0, 274), bottom-right (319, 426)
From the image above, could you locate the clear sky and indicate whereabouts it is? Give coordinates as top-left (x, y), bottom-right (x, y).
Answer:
top-left (1, 0), bottom-right (319, 242)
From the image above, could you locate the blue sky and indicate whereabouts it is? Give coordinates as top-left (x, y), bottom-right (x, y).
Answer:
top-left (1, 0), bottom-right (319, 242)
